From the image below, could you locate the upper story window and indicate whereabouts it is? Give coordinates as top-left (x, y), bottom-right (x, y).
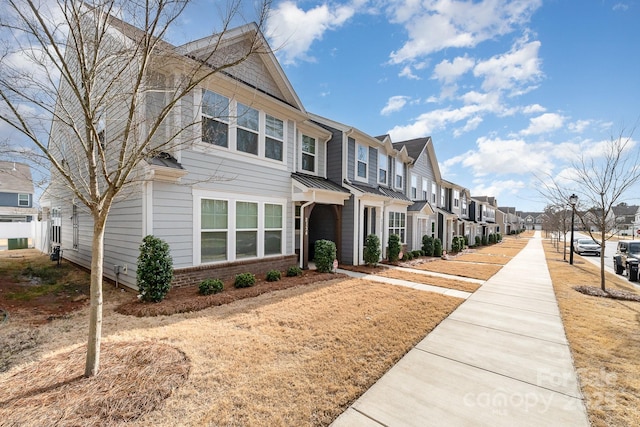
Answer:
top-left (395, 159), bottom-right (404, 189)
top-left (201, 89), bottom-right (285, 163)
top-left (301, 135), bottom-right (316, 173)
top-left (454, 190), bottom-right (460, 208)
top-left (462, 197), bottom-right (467, 215)
top-left (378, 153), bottom-right (388, 184)
top-left (411, 175), bottom-right (417, 199)
top-left (431, 182), bottom-right (437, 204)
top-left (356, 143), bottom-right (368, 180)
top-left (440, 188), bottom-right (445, 207)
top-left (202, 90), bottom-right (229, 147)
top-left (422, 178), bottom-right (428, 200)
top-left (237, 102), bottom-right (259, 155)
top-left (18, 194), bottom-right (29, 207)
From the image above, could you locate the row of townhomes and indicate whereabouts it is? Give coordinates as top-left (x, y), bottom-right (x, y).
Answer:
top-left (42, 19), bottom-right (514, 289)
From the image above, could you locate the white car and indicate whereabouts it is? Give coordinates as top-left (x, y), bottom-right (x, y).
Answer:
top-left (573, 238), bottom-right (601, 256)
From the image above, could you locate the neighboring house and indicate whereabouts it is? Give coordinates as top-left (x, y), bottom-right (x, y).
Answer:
top-left (0, 161), bottom-right (37, 249)
top-left (310, 115), bottom-right (413, 264)
top-left (612, 203), bottom-right (639, 235)
top-left (498, 207), bottom-right (521, 234)
top-left (470, 196), bottom-right (499, 240)
top-left (520, 211), bottom-right (545, 230)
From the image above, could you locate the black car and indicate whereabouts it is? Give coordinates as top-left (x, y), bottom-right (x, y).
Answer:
top-left (613, 241), bottom-right (640, 282)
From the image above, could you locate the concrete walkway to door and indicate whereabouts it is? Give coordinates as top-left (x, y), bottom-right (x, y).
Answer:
top-left (331, 232), bottom-right (590, 426)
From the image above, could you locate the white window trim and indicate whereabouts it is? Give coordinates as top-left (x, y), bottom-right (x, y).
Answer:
top-left (355, 142), bottom-right (368, 182)
top-left (431, 183), bottom-right (437, 204)
top-left (378, 152), bottom-right (388, 185)
top-left (388, 211), bottom-right (407, 244)
top-left (197, 89), bottom-right (288, 170)
top-left (411, 174), bottom-right (418, 199)
top-left (300, 134), bottom-right (318, 175)
top-left (422, 178), bottom-right (428, 200)
top-left (395, 159), bottom-right (404, 190)
top-left (193, 189), bottom-right (287, 266)
top-left (18, 194), bottom-right (29, 206)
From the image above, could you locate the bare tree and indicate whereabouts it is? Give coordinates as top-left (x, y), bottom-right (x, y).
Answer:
top-left (0, 0), bottom-right (271, 377)
top-left (538, 127), bottom-right (639, 290)
top-left (543, 204), bottom-right (571, 258)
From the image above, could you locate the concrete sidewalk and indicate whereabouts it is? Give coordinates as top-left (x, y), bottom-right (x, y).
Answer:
top-left (332, 232), bottom-right (590, 426)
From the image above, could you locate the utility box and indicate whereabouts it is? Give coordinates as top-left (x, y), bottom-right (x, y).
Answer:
top-left (8, 238), bottom-right (28, 250)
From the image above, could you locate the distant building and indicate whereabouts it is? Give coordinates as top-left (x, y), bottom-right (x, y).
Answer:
top-left (0, 161), bottom-right (36, 222)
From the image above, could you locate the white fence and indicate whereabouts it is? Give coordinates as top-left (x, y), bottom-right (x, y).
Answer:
top-left (0, 220), bottom-right (48, 252)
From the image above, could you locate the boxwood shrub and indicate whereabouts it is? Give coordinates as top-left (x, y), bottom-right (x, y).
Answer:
top-left (266, 270), bottom-right (281, 282)
top-left (422, 235), bottom-right (434, 256)
top-left (199, 278), bottom-right (224, 295)
top-left (363, 234), bottom-right (381, 266)
top-left (137, 235), bottom-right (173, 303)
top-left (388, 234), bottom-right (401, 262)
top-left (234, 273), bottom-right (256, 288)
top-left (433, 238), bottom-right (443, 257)
top-left (286, 266), bottom-right (303, 277)
top-left (314, 240), bottom-right (337, 273)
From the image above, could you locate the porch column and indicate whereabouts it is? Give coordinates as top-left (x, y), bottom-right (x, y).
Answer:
top-left (332, 205), bottom-right (342, 263)
top-left (302, 203), bottom-right (315, 270)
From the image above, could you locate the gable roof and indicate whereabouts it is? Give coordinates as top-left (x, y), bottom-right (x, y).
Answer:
top-left (0, 161), bottom-right (34, 194)
top-left (392, 137), bottom-right (441, 182)
top-left (179, 23), bottom-right (305, 113)
top-left (612, 203), bottom-right (638, 217)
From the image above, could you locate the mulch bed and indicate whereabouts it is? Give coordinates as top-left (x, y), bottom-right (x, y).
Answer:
top-left (573, 285), bottom-right (640, 302)
top-left (115, 271), bottom-right (343, 317)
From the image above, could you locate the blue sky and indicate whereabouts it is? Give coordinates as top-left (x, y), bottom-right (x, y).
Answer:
top-left (187, 0), bottom-right (637, 212)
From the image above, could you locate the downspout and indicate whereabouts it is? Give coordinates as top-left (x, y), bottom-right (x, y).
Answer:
top-left (299, 191), bottom-right (316, 268)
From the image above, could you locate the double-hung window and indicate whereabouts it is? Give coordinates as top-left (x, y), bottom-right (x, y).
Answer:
top-left (431, 183), bottom-right (437, 204)
top-left (18, 194), bottom-right (29, 207)
top-left (202, 90), bottom-right (229, 147)
top-left (422, 179), bottom-right (428, 200)
top-left (389, 212), bottom-right (406, 243)
top-left (356, 143), bottom-right (368, 180)
top-left (265, 115), bottom-right (284, 161)
top-left (378, 153), bottom-right (388, 184)
top-left (264, 204), bottom-right (283, 255)
top-left (395, 159), bottom-right (404, 189)
top-left (237, 103), bottom-right (259, 155)
top-left (440, 188), bottom-right (446, 207)
top-left (301, 135), bottom-right (316, 173)
top-left (454, 190), bottom-right (460, 208)
top-left (411, 175), bottom-right (417, 199)
top-left (201, 199), bottom-right (228, 262)
top-left (236, 201), bottom-right (258, 258)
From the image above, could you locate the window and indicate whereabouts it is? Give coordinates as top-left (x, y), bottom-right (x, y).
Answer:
top-left (301, 135), bottom-right (316, 173)
top-left (264, 204), bottom-right (282, 255)
top-left (201, 90), bottom-right (229, 147)
top-left (389, 212), bottom-right (406, 243)
top-left (411, 175), bottom-right (417, 199)
top-left (454, 190), bottom-right (460, 208)
top-left (265, 115), bottom-right (284, 161)
top-left (201, 199), bottom-right (228, 262)
top-left (422, 179), bottom-right (428, 200)
top-left (378, 153), bottom-right (388, 184)
top-left (431, 220), bottom-right (435, 238)
top-left (462, 197), bottom-right (467, 215)
top-left (18, 194), bottom-right (29, 207)
top-left (51, 208), bottom-right (61, 245)
top-left (237, 103), bottom-right (259, 155)
top-left (96, 108), bottom-right (106, 149)
top-left (356, 143), bottom-right (368, 179)
top-left (440, 188), bottom-right (445, 207)
top-left (395, 159), bottom-right (404, 188)
top-left (236, 201), bottom-right (258, 258)
top-left (431, 183), bottom-right (437, 204)
top-left (72, 205), bottom-right (79, 250)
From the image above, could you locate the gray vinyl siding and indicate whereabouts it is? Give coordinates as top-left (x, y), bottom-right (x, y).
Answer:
top-left (315, 122), bottom-right (343, 184)
top-left (411, 151), bottom-right (437, 197)
top-left (368, 147), bottom-right (377, 186)
top-left (341, 195), bottom-right (355, 264)
top-left (0, 192), bottom-right (31, 208)
top-left (347, 137), bottom-right (355, 182)
top-left (151, 181), bottom-right (193, 268)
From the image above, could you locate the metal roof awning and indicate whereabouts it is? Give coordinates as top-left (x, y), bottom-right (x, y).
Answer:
top-left (408, 200), bottom-right (435, 215)
top-left (292, 173), bottom-right (351, 204)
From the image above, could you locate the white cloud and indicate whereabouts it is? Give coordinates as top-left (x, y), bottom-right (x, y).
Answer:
top-left (568, 119), bottom-right (591, 133)
top-left (381, 95), bottom-right (410, 115)
top-left (522, 104), bottom-right (546, 114)
top-left (473, 39), bottom-right (543, 95)
top-left (453, 116), bottom-right (483, 137)
top-left (432, 55), bottom-right (475, 84)
top-left (519, 113), bottom-right (565, 135)
top-left (266, 1), bottom-right (358, 65)
top-left (387, 0), bottom-right (542, 64)
top-left (470, 179), bottom-right (526, 199)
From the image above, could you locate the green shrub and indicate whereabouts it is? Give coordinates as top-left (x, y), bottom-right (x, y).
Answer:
top-left (496, 233), bottom-right (502, 242)
top-left (234, 273), bottom-right (256, 288)
top-left (412, 250), bottom-right (422, 258)
top-left (488, 233), bottom-right (496, 244)
top-left (402, 251), bottom-right (414, 261)
top-left (510, 230), bottom-right (516, 235)
top-left (475, 235), bottom-right (481, 246)
top-left (314, 239), bottom-right (337, 273)
top-left (464, 235), bottom-right (469, 246)
top-left (433, 238), bottom-right (443, 257)
top-left (199, 278), bottom-right (224, 295)
top-left (388, 234), bottom-right (401, 262)
top-left (286, 266), bottom-right (303, 277)
top-left (266, 270), bottom-right (281, 282)
top-left (137, 235), bottom-right (173, 303)
top-left (481, 235), bottom-right (488, 246)
top-left (422, 235), bottom-right (434, 256)
top-left (363, 234), bottom-right (381, 266)
top-left (451, 236), bottom-right (462, 253)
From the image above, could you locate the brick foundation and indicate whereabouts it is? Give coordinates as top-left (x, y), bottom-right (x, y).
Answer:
top-left (172, 254), bottom-right (299, 288)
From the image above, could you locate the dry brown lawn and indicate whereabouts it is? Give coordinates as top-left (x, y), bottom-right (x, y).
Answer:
top-left (411, 259), bottom-right (502, 280)
top-left (0, 274), bottom-right (462, 426)
top-left (543, 240), bottom-right (640, 427)
top-left (453, 253), bottom-right (511, 265)
top-left (377, 269), bottom-right (481, 293)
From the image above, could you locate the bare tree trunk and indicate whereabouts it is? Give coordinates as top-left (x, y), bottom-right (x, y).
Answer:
top-left (85, 215), bottom-right (106, 377)
top-left (600, 230), bottom-right (606, 291)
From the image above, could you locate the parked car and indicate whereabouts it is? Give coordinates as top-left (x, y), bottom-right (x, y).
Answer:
top-left (572, 238), bottom-right (601, 257)
top-left (613, 240), bottom-right (640, 282)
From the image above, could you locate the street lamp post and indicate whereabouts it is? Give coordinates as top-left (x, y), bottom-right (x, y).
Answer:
top-left (569, 194), bottom-right (578, 265)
